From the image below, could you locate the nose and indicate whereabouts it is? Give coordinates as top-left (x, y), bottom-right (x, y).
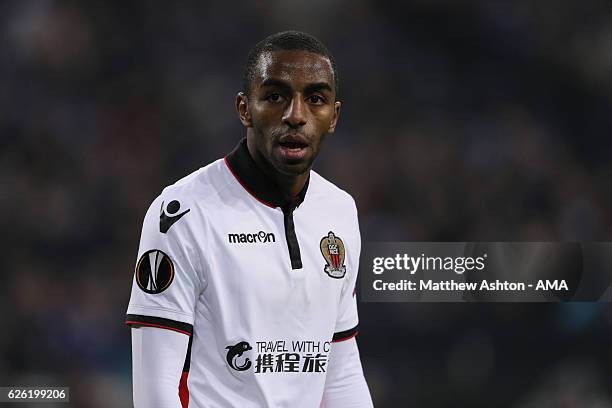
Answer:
top-left (282, 96), bottom-right (307, 128)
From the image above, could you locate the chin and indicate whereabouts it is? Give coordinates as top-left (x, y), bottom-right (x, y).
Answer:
top-left (275, 160), bottom-right (312, 176)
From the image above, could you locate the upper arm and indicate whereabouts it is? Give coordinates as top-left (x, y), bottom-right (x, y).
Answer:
top-left (126, 192), bottom-right (206, 334)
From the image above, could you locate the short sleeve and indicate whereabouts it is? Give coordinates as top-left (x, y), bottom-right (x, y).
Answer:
top-left (126, 192), bottom-right (205, 336)
top-left (333, 199), bottom-right (361, 342)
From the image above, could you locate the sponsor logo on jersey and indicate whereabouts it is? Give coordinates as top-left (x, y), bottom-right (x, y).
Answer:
top-left (320, 231), bottom-right (347, 279)
top-left (228, 231), bottom-right (276, 244)
top-left (160, 200), bottom-right (190, 233)
top-left (226, 341), bottom-right (252, 371)
top-left (226, 339), bottom-right (331, 374)
top-left (135, 249), bottom-right (174, 294)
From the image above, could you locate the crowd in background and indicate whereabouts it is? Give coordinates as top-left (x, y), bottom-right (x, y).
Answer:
top-left (3, 1), bottom-right (612, 406)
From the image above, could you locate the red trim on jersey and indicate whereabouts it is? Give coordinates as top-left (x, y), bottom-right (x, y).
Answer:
top-left (125, 321), bottom-right (192, 337)
top-left (224, 156), bottom-right (277, 208)
top-left (179, 371), bottom-right (189, 408)
top-left (332, 330), bottom-right (359, 343)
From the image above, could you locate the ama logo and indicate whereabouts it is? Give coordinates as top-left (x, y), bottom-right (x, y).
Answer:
top-left (226, 341), bottom-right (252, 371)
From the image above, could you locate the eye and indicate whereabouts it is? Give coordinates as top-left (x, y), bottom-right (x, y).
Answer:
top-left (266, 93), bottom-right (284, 103)
top-left (307, 95), bottom-right (325, 105)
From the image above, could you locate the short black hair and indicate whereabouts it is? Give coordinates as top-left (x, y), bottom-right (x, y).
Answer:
top-left (242, 30), bottom-right (339, 98)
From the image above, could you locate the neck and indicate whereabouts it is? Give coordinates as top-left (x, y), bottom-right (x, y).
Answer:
top-left (246, 137), bottom-right (309, 200)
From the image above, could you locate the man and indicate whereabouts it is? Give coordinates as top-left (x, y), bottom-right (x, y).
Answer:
top-left (126, 31), bottom-right (373, 407)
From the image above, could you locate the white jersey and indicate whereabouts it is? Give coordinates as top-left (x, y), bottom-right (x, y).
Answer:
top-left (126, 138), bottom-right (361, 408)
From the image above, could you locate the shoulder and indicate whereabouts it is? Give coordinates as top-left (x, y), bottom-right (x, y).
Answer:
top-left (140, 158), bottom-right (233, 232)
top-left (309, 170), bottom-right (358, 213)
top-left (309, 170), bottom-right (362, 257)
top-left (163, 158), bottom-right (225, 196)
top-left (152, 158), bottom-right (230, 209)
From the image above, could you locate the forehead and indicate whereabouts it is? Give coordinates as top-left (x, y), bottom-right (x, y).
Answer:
top-left (253, 50), bottom-right (334, 89)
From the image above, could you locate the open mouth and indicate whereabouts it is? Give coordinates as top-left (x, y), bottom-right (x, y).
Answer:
top-left (278, 140), bottom-right (308, 149)
top-left (277, 137), bottom-right (309, 160)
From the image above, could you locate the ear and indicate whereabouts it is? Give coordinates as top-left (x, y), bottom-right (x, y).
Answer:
top-left (236, 92), bottom-right (252, 127)
top-left (327, 101), bottom-right (342, 133)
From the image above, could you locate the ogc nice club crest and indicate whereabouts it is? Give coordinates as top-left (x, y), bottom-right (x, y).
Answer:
top-left (320, 231), bottom-right (346, 279)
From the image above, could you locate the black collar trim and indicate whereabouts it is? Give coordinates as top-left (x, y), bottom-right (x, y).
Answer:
top-left (224, 138), bottom-right (309, 209)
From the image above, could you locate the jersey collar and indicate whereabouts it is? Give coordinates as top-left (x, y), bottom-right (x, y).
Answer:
top-left (225, 138), bottom-right (309, 210)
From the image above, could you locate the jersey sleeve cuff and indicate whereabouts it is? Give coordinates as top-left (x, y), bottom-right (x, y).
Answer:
top-left (126, 314), bottom-right (193, 336)
top-left (332, 324), bottom-right (359, 342)
top-left (126, 304), bottom-right (194, 324)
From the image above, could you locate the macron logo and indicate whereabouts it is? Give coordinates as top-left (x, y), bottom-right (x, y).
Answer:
top-left (228, 231), bottom-right (276, 244)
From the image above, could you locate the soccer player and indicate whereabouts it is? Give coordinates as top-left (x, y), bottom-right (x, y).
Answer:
top-left (126, 31), bottom-right (373, 407)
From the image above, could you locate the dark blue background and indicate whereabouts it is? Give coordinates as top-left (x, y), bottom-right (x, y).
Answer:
top-left (3, 1), bottom-right (612, 406)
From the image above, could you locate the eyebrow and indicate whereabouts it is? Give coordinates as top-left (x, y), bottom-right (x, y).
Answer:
top-left (303, 82), bottom-right (333, 94)
top-left (259, 78), bottom-right (291, 91)
top-left (259, 78), bottom-right (333, 94)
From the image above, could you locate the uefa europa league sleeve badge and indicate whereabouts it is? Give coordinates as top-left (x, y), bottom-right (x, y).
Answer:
top-left (320, 231), bottom-right (347, 279)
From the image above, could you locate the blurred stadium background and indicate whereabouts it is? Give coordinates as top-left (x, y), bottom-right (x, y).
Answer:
top-left (3, 0), bottom-right (612, 406)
